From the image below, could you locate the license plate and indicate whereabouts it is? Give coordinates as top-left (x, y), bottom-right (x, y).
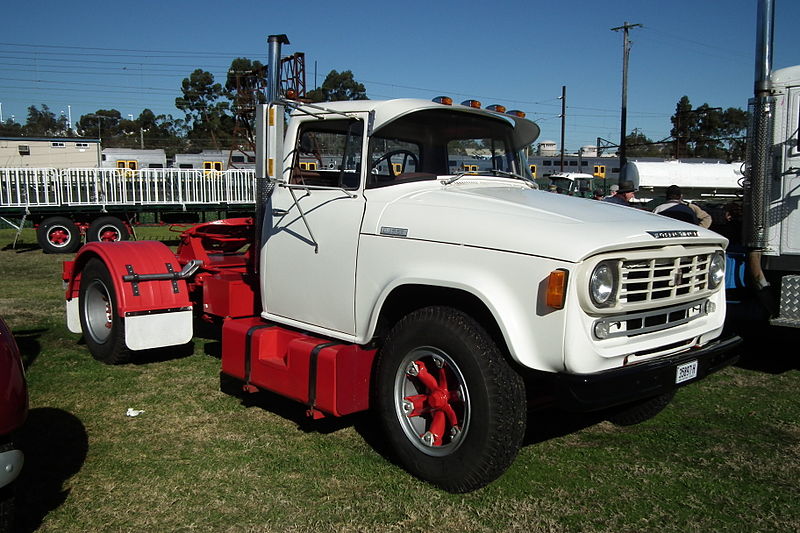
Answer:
top-left (675, 360), bottom-right (698, 384)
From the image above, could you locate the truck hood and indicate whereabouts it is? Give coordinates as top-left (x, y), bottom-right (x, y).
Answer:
top-left (363, 180), bottom-right (727, 262)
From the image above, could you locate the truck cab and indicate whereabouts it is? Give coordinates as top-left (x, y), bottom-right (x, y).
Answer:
top-left (547, 172), bottom-right (595, 196)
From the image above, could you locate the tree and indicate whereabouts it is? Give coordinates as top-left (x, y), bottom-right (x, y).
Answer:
top-left (225, 57), bottom-right (266, 149)
top-left (0, 119), bottom-right (23, 137)
top-left (76, 109), bottom-right (122, 144)
top-left (670, 96), bottom-right (696, 159)
top-left (23, 104), bottom-right (69, 137)
top-left (307, 70), bottom-right (367, 102)
top-left (175, 69), bottom-right (233, 149)
top-left (669, 96), bottom-right (747, 161)
top-left (625, 130), bottom-right (667, 157)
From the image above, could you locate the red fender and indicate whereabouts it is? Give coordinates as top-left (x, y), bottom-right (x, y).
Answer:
top-left (67, 241), bottom-right (191, 316)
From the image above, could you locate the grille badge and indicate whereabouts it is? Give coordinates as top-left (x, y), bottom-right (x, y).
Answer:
top-left (647, 230), bottom-right (698, 239)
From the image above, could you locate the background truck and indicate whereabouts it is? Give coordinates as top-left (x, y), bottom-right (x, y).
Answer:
top-left (736, 0), bottom-right (800, 328)
top-left (61, 35), bottom-right (740, 492)
top-left (0, 167), bottom-right (255, 253)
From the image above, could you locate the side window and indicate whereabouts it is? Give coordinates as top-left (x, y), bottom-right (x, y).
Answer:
top-left (204, 161), bottom-right (223, 173)
top-left (593, 165), bottom-right (606, 179)
top-left (116, 160), bottom-right (138, 170)
top-left (295, 119), bottom-right (364, 190)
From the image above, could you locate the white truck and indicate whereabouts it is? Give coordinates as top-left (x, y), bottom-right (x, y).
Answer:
top-left (61, 35), bottom-right (740, 492)
top-left (736, 0), bottom-right (800, 328)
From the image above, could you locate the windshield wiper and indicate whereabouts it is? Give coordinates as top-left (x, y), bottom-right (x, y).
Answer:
top-left (486, 169), bottom-right (538, 188)
top-left (443, 172), bottom-right (467, 185)
top-left (443, 169), bottom-right (538, 188)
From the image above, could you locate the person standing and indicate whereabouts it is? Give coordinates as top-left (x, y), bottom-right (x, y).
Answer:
top-left (653, 185), bottom-right (712, 228)
top-left (603, 180), bottom-right (637, 206)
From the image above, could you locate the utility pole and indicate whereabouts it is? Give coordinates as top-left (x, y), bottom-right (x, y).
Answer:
top-left (559, 85), bottom-right (566, 172)
top-left (611, 21), bottom-right (641, 181)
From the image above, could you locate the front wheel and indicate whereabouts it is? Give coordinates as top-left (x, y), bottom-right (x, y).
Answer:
top-left (78, 258), bottom-right (133, 364)
top-left (375, 306), bottom-right (526, 492)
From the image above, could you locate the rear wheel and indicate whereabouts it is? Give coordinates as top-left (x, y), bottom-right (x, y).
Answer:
top-left (37, 216), bottom-right (81, 254)
top-left (87, 216), bottom-right (129, 243)
top-left (78, 258), bottom-right (132, 364)
top-left (375, 306), bottom-right (526, 492)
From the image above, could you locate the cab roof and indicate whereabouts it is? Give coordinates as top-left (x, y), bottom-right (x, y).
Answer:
top-left (292, 98), bottom-right (541, 148)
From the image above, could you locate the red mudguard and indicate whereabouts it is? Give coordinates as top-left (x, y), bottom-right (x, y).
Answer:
top-left (65, 241), bottom-right (192, 316)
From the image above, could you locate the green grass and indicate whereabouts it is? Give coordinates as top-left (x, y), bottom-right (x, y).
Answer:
top-left (1, 228), bottom-right (799, 532)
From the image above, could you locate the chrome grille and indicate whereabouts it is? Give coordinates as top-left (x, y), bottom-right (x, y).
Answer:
top-left (594, 299), bottom-right (709, 339)
top-left (620, 254), bottom-right (713, 304)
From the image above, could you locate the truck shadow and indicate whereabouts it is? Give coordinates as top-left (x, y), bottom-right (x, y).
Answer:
top-left (223, 379), bottom-right (368, 436)
top-left (522, 406), bottom-right (607, 446)
top-left (13, 408), bottom-right (89, 533)
top-left (221, 376), bottom-right (608, 470)
top-left (732, 323), bottom-right (799, 374)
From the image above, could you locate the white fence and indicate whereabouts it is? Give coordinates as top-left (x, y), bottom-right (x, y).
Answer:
top-left (0, 168), bottom-right (256, 210)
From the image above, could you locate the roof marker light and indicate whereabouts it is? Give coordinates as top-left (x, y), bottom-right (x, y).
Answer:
top-left (507, 109), bottom-right (526, 118)
top-left (486, 104), bottom-right (507, 113)
top-left (433, 96), bottom-right (453, 105)
top-left (461, 99), bottom-right (482, 109)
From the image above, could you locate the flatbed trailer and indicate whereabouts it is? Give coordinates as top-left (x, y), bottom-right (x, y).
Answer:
top-left (0, 167), bottom-right (256, 252)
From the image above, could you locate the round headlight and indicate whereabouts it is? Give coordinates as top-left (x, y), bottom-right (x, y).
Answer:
top-left (590, 261), bottom-right (617, 307)
top-left (708, 252), bottom-right (725, 289)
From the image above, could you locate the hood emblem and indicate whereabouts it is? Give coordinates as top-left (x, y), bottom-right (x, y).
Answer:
top-left (647, 230), bottom-right (698, 239)
top-left (380, 226), bottom-right (408, 238)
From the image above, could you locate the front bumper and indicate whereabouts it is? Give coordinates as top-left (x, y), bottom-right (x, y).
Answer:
top-left (555, 334), bottom-right (742, 412)
top-left (0, 447), bottom-right (23, 488)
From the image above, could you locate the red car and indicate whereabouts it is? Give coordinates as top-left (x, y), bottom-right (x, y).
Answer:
top-left (0, 316), bottom-right (27, 531)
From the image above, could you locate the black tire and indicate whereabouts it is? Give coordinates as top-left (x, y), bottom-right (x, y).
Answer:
top-left (606, 390), bottom-right (676, 426)
top-left (86, 216), bottom-right (129, 243)
top-left (37, 216), bottom-right (81, 254)
top-left (78, 258), bottom-right (133, 364)
top-left (375, 306), bottom-right (526, 493)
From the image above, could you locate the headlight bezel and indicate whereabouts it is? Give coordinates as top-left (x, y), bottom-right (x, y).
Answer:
top-left (589, 260), bottom-right (619, 308)
top-left (708, 251), bottom-right (726, 290)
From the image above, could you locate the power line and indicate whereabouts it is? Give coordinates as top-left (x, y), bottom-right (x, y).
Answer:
top-left (0, 41), bottom-right (262, 58)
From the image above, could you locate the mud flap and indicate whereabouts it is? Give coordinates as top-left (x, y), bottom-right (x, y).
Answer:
top-left (125, 309), bottom-right (193, 350)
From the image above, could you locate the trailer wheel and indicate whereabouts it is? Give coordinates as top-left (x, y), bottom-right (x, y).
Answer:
top-left (375, 306), bottom-right (526, 493)
top-left (37, 216), bottom-right (81, 254)
top-left (87, 216), bottom-right (129, 243)
top-left (605, 390), bottom-right (676, 426)
top-left (78, 258), bottom-right (132, 364)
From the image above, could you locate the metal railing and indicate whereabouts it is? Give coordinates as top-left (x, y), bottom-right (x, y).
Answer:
top-left (0, 168), bottom-right (256, 210)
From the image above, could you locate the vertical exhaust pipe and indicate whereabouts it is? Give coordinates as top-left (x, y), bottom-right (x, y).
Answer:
top-left (745, 0), bottom-right (775, 251)
top-left (254, 34), bottom-right (289, 271)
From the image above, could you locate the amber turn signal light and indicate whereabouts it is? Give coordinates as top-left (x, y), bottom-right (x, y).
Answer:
top-left (546, 269), bottom-right (568, 309)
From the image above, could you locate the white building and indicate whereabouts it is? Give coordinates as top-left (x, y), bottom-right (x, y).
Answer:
top-left (0, 137), bottom-right (101, 168)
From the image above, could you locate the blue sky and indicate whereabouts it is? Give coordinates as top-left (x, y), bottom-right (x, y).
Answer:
top-left (2, 0), bottom-right (798, 151)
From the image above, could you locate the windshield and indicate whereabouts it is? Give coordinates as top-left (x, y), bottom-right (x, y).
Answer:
top-left (367, 108), bottom-right (532, 188)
